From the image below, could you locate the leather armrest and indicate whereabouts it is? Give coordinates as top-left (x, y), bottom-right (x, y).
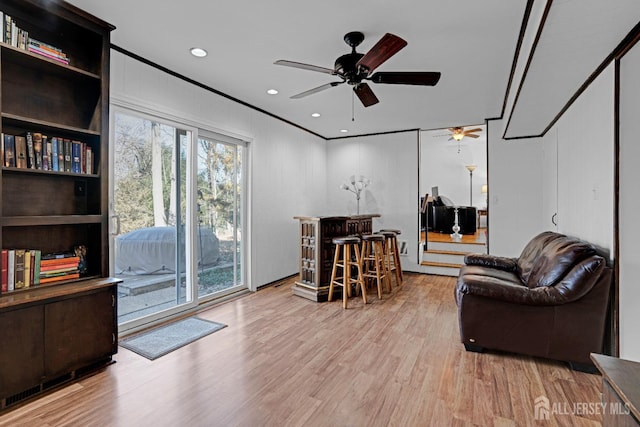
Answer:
top-left (456, 256), bottom-right (605, 306)
top-left (464, 253), bottom-right (517, 271)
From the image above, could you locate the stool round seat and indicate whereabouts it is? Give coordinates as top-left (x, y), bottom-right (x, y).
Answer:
top-left (361, 233), bottom-right (384, 242)
top-left (380, 229), bottom-right (401, 235)
top-left (332, 236), bottom-right (361, 245)
top-left (378, 231), bottom-right (397, 238)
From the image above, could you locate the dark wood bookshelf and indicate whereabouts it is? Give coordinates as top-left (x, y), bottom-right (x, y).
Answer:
top-left (0, 0), bottom-right (117, 411)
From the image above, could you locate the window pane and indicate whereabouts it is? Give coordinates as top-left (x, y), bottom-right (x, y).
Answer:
top-left (113, 112), bottom-right (191, 324)
top-left (197, 138), bottom-right (243, 297)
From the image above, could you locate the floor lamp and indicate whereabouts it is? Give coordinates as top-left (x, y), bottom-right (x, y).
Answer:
top-left (465, 164), bottom-right (477, 206)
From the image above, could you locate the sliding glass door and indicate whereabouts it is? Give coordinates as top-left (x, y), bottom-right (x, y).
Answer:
top-left (110, 108), bottom-right (247, 331)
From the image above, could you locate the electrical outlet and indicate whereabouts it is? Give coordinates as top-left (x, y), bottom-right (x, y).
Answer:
top-left (74, 180), bottom-right (86, 196)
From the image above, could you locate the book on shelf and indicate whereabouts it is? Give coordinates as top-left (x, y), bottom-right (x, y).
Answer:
top-left (33, 133), bottom-right (43, 170)
top-left (40, 273), bottom-right (79, 284)
top-left (86, 147), bottom-right (93, 174)
top-left (63, 139), bottom-right (71, 172)
top-left (42, 135), bottom-right (50, 171)
top-left (24, 249), bottom-right (31, 288)
top-left (3, 133), bottom-right (15, 167)
top-left (32, 250), bottom-right (41, 286)
top-left (1, 249), bottom-right (7, 293)
top-left (51, 136), bottom-right (59, 171)
top-left (14, 249), bottom-right (25, 289)
top-left (7, 249), bottom-right (15, 291)
top-left (15, 135), bottom-right (27, 168)
top-left (71, 141), bottom-right (81, 173)
top-left (26, 132), bottom-right (35, 169)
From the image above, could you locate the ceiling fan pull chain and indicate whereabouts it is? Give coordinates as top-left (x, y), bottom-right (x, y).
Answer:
top-left (352, 90), bottom-right (355, 122)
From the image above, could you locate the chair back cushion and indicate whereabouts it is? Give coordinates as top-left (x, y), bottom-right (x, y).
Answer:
top-left (517, 232), bottom-right (563, 284)
top-left (517, 231), bottom-right (596, 288)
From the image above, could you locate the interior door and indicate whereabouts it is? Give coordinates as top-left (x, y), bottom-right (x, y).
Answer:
top-left (541, 128), bottom-right (558, 230)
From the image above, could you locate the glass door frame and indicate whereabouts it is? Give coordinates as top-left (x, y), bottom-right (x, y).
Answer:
top-left (195, 130), bottom-right (248, 303)
top-left (110, 101), bottom-right (251, 334)
top-left (109, 104), bottom-right (198, 334)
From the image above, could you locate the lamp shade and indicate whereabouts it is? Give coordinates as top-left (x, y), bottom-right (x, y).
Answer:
top-left (481, 184), bottom-right (488, 194)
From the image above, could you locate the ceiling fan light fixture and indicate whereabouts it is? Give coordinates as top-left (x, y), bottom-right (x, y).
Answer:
top-left (452, 133), bottom-right (464, 141)
top-left (189, 47), bottom-right (208, 58)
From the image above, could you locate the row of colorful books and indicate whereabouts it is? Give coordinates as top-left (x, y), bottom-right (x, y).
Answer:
top-left (1, 250), bottom-right (81, 293)
top-left (2, 132), bottom-right (93, 174)
top-left (1, 11), bottom-right (69, 65)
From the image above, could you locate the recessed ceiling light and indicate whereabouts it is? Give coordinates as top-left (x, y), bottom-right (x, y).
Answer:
top-left (190, 47), bottom-right (207, 58)
top-left (311, 112), bottom-right (321, 118)
top-left (266, 89), bottom-right (279, 95)
top-left (340, 129), bottom-right (349, 133)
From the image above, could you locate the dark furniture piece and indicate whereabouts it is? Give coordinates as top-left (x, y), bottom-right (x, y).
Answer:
top-left (428, 196), bottom-right (477, 234)
top-left (592, 354), bottom-right (640, 426)
top-left (0, 0), bottom-right (118, 410)
top-left (293, 215), bottom-right (379, 302)
top-left (455, 231), bottom-right (612, 371)
top-left (0, 279), bottom-right (118, 409)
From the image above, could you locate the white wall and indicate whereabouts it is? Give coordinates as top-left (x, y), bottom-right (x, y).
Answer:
top-left (419, 127), bottom-right (487, 209)
top-left (110, 50), bottom-right (327, 289)
top-left (486, 119), bottom-right (545, 256)
top-left (619, 42), bottom-right (640, 362)
top-left (550, 63), bottom-right (615, 254)
top-left (325, 131), bottom-right (421, 271)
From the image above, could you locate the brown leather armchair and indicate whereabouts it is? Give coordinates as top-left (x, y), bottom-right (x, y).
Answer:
top-left (455, 231), bottom-right (612, 371)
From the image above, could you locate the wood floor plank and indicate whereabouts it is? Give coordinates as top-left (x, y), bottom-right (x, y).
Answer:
top-left (0, 273), bottom-right (603, 426)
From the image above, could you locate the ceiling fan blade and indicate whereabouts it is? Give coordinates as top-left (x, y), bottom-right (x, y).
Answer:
top-left (356, 33), bottom-right (407, 74)
top-left (353, 83), bottom-right (379, 107)
top-left (274, 60), bottom-right (337, 75)
top-left (369, 71), bottom-right (441, 86)
top-left (290, 81), bottom-right (343, 99)
top-left (465, 134), bottom-right (480, 138)
top-left (464, 128), bottom-right (483, 133)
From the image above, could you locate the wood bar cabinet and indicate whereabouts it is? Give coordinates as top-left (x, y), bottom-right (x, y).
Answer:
top-left (293, 214), bottom-right (379, 302)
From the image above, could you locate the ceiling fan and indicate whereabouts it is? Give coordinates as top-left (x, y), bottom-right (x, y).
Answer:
top-left (447, 127), bottom-right (482, 141)
top-left (274, 31), bottom-right (441, 107)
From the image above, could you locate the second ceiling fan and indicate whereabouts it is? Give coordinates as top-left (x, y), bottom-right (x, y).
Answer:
top-left (274, 31), bottom-right (441, 107)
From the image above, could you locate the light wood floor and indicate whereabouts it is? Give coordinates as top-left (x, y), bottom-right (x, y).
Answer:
top-left (0, 274), bottom-right (602, 426)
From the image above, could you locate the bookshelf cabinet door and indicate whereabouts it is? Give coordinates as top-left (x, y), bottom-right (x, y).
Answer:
top-left (0, 306), bottom-right (45, 398)
top-left (44, 287), bottom-right (116, 377)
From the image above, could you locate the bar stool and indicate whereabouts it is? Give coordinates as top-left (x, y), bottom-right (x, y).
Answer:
top-left (360, 233), bottom-right (389, 299)
top-left (328, 236), bottom-right (366, 309)
top-left (379, 230), bottom-right (403, 287)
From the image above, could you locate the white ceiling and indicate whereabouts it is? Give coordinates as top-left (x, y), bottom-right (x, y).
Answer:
top-left (67, 0), bottom-right (528, 139)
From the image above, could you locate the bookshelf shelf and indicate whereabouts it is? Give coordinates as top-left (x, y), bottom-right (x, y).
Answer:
top-left (1, 215), bottom-right (103, 227)
top-left (1, 166), bottom-right (99, 178)
top-left (0, 43), bottom-right (101, 79)
top-left (0, 0), bottom-right (117, 411)
top-left (2, 113), bottom-right (102, 136)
